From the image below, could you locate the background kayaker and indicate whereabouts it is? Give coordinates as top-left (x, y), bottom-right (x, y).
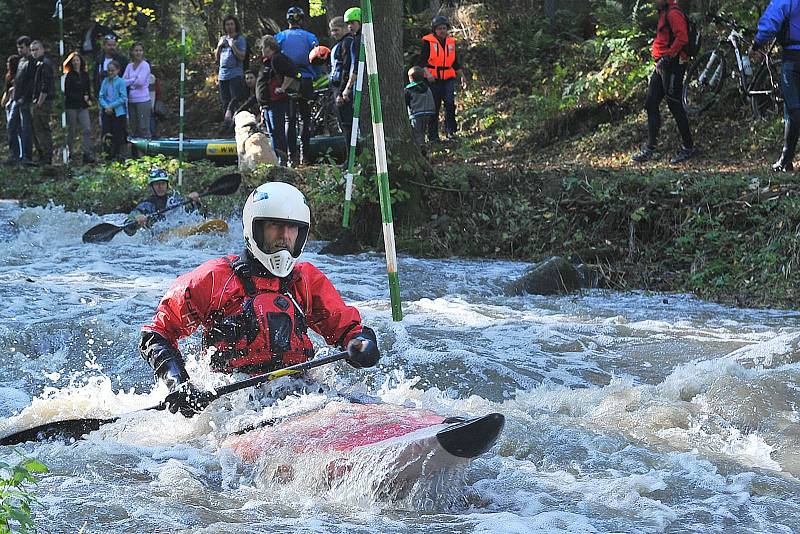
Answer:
top-left (139, 181), bottom-right (380, 417)
top-left (126, 168), bottom-right (201, 230)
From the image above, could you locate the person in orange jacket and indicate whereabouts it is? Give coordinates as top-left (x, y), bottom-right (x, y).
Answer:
top-left (139, 181), bottom-right (380, 417)
top-left (418, 15), bottom-right (467, 142)
top-left (632, 0), bottom-right (695, 164)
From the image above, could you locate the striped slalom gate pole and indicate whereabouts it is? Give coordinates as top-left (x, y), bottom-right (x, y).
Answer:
top-left (56, 0), bottom-right (68, 164)
top-left (361, 0), bottom-right (402, 321)
top-left (341, 41), bottom-right (365, 228)
top-left (178, 5), bottom-right (186, 186)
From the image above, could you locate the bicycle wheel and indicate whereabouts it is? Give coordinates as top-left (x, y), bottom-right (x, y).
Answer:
top-left (683, 50), bottom-right (727, 115)
top-left (750, 59), bottom-right (783, 120)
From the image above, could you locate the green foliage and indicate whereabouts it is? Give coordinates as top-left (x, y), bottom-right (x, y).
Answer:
top-left (0, 455), bottom-right (48, 533)
top-left (0, 156), bottom-right (241, 216)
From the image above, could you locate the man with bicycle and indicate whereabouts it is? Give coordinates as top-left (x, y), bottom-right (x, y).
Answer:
top-left (755, 0), bottom-right (800, 172)
top-left (632, 0), bottom-right (695, 164)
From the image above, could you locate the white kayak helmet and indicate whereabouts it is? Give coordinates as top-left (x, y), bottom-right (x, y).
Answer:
top-left (243, 182), bottom-right (310, 277)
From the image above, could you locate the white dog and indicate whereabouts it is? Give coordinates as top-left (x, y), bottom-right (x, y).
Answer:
top-left (234, 111), bottom-right (277, 171)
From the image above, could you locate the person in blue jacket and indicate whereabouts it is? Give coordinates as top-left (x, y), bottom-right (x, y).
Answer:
top-left (98, 60), bottom-right (127, 160)
top-left (755, 0), bottom-right (800, 171)
top-left (275, 6), bottom-right (318, 165)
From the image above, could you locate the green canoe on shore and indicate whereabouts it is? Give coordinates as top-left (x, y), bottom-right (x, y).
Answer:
top-left (129, 136), bottom-right (348, 164)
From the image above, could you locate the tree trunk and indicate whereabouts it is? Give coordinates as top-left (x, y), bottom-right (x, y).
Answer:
top-left (349, 1), bottom-right (432, 246)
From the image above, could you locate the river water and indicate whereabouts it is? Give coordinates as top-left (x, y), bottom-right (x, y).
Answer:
top-left (0, 202), bottom-right (799, 533)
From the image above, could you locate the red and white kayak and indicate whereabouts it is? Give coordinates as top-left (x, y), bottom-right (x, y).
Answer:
top-left (223, 401), bottom-right (504, 495)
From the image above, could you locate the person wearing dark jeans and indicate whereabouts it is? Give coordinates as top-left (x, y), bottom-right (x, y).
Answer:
top-left (98, 60), bottom-right (128, 160)
top-left (632, 0), bottom-right (694, 164)
top-left (418, 16), bottom-right (467, 142)
top-left (754, 0), bottom-right (800, 171)
top-left (7, 36), bottom-right (36, 165)
top-left (30, 40), bottom-right (55, 165)
top-left (286, 78), bottom-right (313, 166)
top-left (256, 35), bottom-right (301, 166)
top-left (215, 15), bottom-right (248, 131)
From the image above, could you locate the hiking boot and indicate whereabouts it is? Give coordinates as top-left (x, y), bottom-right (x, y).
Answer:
top-left (772, 160), bottom-right (794, 172)
top-left (669, 146), bottom-right (695, 164)
top-left (631, 146), bottom-right (656, 163)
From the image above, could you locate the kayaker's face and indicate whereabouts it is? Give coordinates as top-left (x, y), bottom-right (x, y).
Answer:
top-left (131, 45), bottom-right (144, 62)
top-left (262, 222), bottom-right (299, 253)
top-left (151, 181), bottom-right (169, 197)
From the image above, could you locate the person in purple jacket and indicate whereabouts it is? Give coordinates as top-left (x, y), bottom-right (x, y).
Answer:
top-left (123, 42), bottom-right (152, 157)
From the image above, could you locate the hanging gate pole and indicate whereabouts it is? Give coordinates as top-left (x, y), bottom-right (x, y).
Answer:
top-left (56, 0), bottom-right (68, 164)
top-left (361, 0), bottom-right (402, 322)
top-left (341, 41), bottom-right (365, 228)
top-left (178, 2), bottom-right (186, 186)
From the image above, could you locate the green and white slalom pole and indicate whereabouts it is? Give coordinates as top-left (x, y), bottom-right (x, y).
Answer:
top-left (361, 0), bottom-right (402, 321)
top-left (178, 4), bottom-right (186, 186)
top-left (56, 0), bottom-right (68, 164)
top-left (341, 41), bottom-right (365, 228)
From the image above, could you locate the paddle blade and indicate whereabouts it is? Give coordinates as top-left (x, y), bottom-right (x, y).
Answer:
top-left (204, 173), bottom-right (242, 197)
top-left (82, 222), bottom-right (126, 243)
top-left (0, 417), bottom-right (119, 446)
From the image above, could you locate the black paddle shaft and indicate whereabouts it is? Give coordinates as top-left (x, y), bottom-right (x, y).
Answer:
top-left (81, 172), bottom-right (242, 244)
top-left (0, 351), bottom-right (348, 446)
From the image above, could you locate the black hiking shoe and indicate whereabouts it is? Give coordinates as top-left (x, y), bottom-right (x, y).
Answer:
top-left (771, 154), bottom-right (794, 172)
top-left (670, 146), bottom-right (695, 164)
top-left (631, 146), bottom-right (656, 163)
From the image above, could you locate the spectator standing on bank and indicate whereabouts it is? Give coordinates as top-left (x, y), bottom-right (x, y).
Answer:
top-left (63, 51), bottom-right (95, 164)
top-left (754, 0), bottom-right (800, 171)
top-left (256, 35), bottom-right (302, 166)
top-left (276, 6), bottom-right (318, 165)
top-left (93, 34), bottom-right (127, 104)
top-left (340, 7), bottom-right (361, 113)
top-left (631, 0), bottom-right (695, 164)
top-left (124, 42), bottom-right (152, 156)
top-left (2, 55), bottom-right (21, 162)
top-left (215, 14), bottom-right (247, 131)
top-left (329, 16), bottom-right (353, 142)
top-left (98, 60), bottom-right (128, 160)
top-left (6, 36), bottom-right (36, 166)
top-left (30, 40), bottom-right (55, 165)
top-left (405, 66), bottom-right (436, 156)
top-left (418, 16), bottom-right (467, 142)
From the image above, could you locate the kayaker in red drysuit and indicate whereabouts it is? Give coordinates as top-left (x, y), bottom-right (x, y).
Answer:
top-left (139, 181), bottom-right (380, 417)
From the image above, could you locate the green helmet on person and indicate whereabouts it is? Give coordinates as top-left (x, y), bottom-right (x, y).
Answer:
top-left (344, 7), bottom-right (361, 23)
top-left (147, 168), bottom-right (170, 185)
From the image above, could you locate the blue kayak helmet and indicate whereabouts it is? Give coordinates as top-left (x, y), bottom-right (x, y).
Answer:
top-left (147, 168), bottom-right (170, 185)
top-left (286, 6), bottom-right (305, 24)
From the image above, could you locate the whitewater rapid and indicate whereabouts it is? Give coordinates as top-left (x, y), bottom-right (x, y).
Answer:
top-left (0, 202), bottom-right (799, 533)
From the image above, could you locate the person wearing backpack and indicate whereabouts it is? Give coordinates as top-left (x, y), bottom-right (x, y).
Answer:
top-left (632, 0), bottom-right (695, 164)
top-left (754, 0), bottom-right (800, 172)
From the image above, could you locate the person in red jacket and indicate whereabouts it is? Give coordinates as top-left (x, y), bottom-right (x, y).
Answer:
top-left (139, 181), bottom-right (380, 417)
top-left (632, 0), bottom-right (695, 164)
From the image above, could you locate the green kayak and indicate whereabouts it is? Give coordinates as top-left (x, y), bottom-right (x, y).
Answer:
top-left (129, 135), bottom-right (348, 164)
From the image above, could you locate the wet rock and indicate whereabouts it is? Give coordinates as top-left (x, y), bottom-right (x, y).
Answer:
top-left (319, 229), bottom-right (363, 255)
top-left (505, 256), bottom-right (583, 296)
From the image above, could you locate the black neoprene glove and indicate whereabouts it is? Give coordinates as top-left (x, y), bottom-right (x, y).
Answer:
top-left (346, 326), bottom-right (380, 368)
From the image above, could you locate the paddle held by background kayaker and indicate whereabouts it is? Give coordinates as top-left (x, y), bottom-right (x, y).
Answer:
top-left (139, 181), bottom-right (380, 417)
top-left (125, 168), bottom-right (201, 233)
